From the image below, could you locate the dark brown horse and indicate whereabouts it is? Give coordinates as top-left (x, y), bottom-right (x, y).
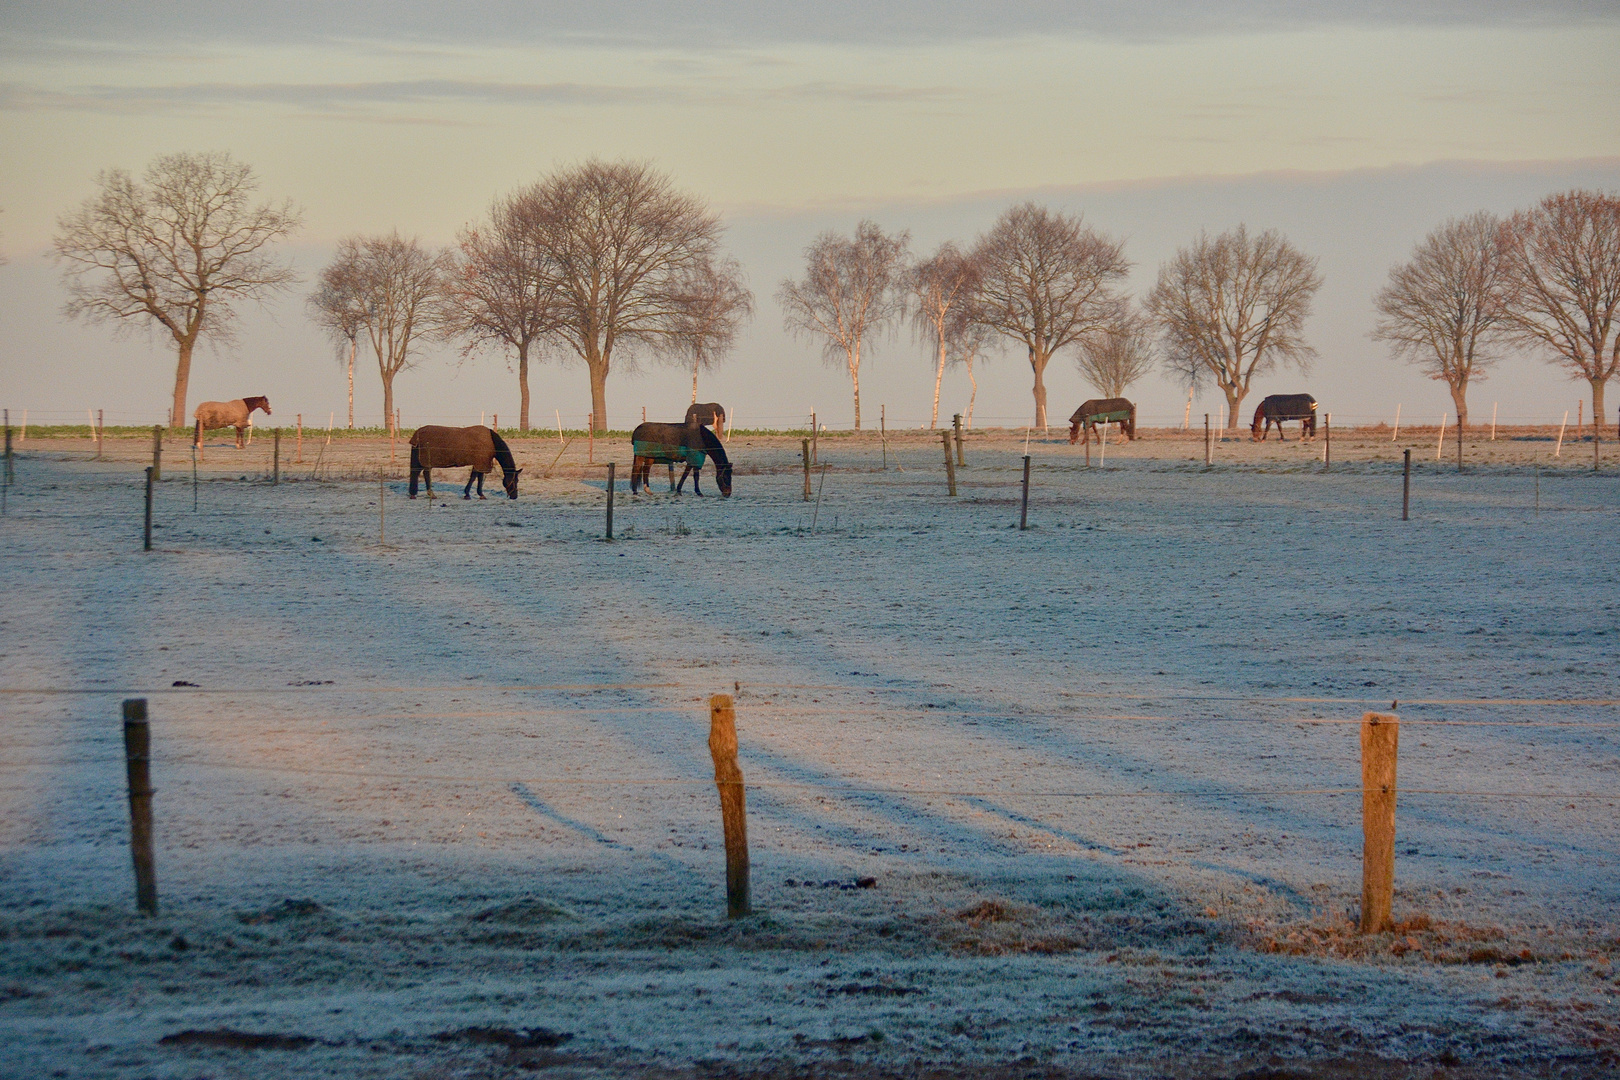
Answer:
top-left (685, 402), bottom-right (726, 433)
top-left (409, 426), bottom-right (521, 499)
top-left (193, 396), bottom-right (271, 449)
top-left (1068, 398), bottom-right (1135, 444)
top-left (1251, 394), bottom-right (1318, 441)
top-left (631, 422), bottom-right (731, 497)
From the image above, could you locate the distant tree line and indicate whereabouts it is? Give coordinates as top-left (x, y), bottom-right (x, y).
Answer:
top-left (49, 150), bottom-right (1620, 435)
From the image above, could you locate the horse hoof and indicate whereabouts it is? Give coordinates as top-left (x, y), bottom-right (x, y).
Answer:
top-left (478, 494), bottom-right (486, 500)
top-left (409, 495), bottom-right (416, 500)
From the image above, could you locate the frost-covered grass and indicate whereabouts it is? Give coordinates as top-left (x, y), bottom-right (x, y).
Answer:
top-left (0, 432), bottom-right (1616, 1078)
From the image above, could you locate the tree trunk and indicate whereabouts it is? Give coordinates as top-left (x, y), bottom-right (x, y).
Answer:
top-left (381, 372), bottom-right (395, 432)
top-left (517, 343), bottom-right (531, 431)
top-left (170, 336), bottom-right (197, 429)
top-left (932, 339), bottom-right (946, 429)
top-left (966, 356), bottom-right (977, 427)
top-left (848, 347), bottom-right (861, 430)
top-left (1031, 348), bottom-right (1049, 431)
top-left (1593, 376), bottom-right (1609, 438)
top-left (1450, 380), bottom-right (1470, 432)
top-left (1225, 386), bottom-right (1245, 430)
top-left (589, 360), bottom-right (609, 433)
top-left (692, 360), bottom-right (700, 404)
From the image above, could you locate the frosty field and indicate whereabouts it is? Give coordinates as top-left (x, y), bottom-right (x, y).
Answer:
top-left (1, 427), bottom-right (1617, 1079)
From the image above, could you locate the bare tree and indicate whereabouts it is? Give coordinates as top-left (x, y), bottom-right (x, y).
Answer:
top-left (970, 203), bottom-right (1129, 430)
top-left (523, 160), bottom-right (727, 432)
top-left (310, 232), bottom-right (452, 428)
top-left (668, 256), bottom-right (753, 404)
top-left (1372, 212), bottom-right (1510, 430)
top-left (908, 242), bottom-right (979, 428)
top-left (1075, 301), bottom-right (1157, 400)
top-left (1499, 189), bottom-right (1620, 436)
top-left (1147, 225), bottom-right (1322, 430)
top-left (447, 190), bottom-right (562, 430)
top-left (948, 312), bottom-right (996, 428)
top-left (307, 269), bottom-right (365, 429)
top-left (778, 220), bottom-right (911, 430)
top-left (52, 151), bottom-right (301, 428)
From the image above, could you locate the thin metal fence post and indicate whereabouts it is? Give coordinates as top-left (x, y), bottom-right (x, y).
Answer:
top-left (123, 698), bottom-right (158, 914)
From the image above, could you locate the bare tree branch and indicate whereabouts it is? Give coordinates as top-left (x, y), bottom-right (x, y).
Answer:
top-left (1499, 189), bottom-right (1620, 435)
top-left (667, 256), bottom-right (753, 405)
top-left (52, 151), bottom-right (301, 427)
top-left (1145, 225), bottom-right (1322, 430)
top-left (778, 220), bottom-right (910, 430)
top-left (1372, 211), bottom-right (1510, 430)
top-left (970, 203), bottom-right (1129, 430)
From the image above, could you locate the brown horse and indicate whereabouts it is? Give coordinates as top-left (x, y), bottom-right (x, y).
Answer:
top-left (409, 426), bottom-right (521, 499)
top-left (631, 422), bottom-right (732, 497)
top-left (1068, 398), bottom-right (1135, 444)
top-left (194, 396), bottom-right (271, 448)
top-left (685, 402), bottom-right (726, 433)
top-left (1251, 394), bottom-right (1318, 441)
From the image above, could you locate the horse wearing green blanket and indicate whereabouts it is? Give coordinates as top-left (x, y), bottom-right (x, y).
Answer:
top-left (630, 422), bottom-right (732, 497)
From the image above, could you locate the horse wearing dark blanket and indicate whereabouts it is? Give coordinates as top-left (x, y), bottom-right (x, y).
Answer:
top-left (1251, 394), bottom-right (1318, 441)
top-left (630, 421), bottom-right (732, 497)
top-left (1068, 398), bottom-right (1136, 444)
top-left (409, 425), bottom-right (521, 499)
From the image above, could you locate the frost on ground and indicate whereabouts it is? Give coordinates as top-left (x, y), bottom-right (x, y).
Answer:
top-left (0, 430), bottom-right (1617, 1078)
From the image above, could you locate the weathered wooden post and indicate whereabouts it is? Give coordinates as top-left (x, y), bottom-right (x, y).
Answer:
top-left (1019, 455), bottom-right (1031, 530)
top-left (272, 428), bottom-right (281, 485)
top-left (150, 425), bottom-right (163, 482)
top-left (1595, 414), bottom-right (1601, 473)
top-left (708, 694), bottom-right (750, 918)
top-left (191, 443), bottom-right (198, 513)
top-left (379, 468), bottom-right (386, 545)
top-left (953, 413), bottom-right (964, 466)
top-left (588, 416), bottom-right (594, 464)
top-left (1457, 415), bottom-right (1463, 473)
top-left (605, 462), bottom-right (616, 540)
top-left (1360, 712), bottom-right (1399, 934)
top-left (1204, 414), bottom-right (1211, 467)
top-left (143, 466), bottom-right (154, 550)
top-left (941, 430), bottom-right (956, 496)
top-left (801, 439), bottom-right (812, 501)
top-left (1324, 413), bottom-right (1331, 470)
top-left (880, 404), bottom-right (887, 470)
top-left (96, 409), bottom-right (104, 460)
top-left (123, 699), bottom-right (158, 914)
top-left (1402, 448), bottom-right (1411, 521)
top-left (811, 411), bottom-right (818, 464)
top-left (295, 414), bottom-right (303, 463)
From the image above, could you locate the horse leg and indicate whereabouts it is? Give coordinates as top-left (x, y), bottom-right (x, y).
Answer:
top-left (409, 448), bottom-right (421, 498)
top-left (691, 467), bottom-right (703, 496)
top-left (235, 424), bottom-right (245, 450)
top-left (667, 463), bottom-right (676, 492)
top-left (463, 472), bottom-right (475, 499)
top-left (476, 472), bottom-right (486, 499)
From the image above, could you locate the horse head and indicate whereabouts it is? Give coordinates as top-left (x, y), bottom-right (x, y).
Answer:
top-left (245, 396), bottom-right (272, 417)
top-left (501, 467), bottom-right (522, 500)
top-left (715, 460), bottom-right (733, 498)
top-left (1250, 405), bottom-right (1266, 440)
top-left (1068, 421), bottom-right (1081, 445)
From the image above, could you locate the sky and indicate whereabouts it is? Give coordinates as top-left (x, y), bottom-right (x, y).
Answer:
top-left (2, 1), bottom-right (1618, 430)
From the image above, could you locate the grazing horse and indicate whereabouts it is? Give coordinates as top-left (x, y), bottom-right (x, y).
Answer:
top-left (408, 425), bottom-right (521, 499)
top-left (630, 421), bottom-right (732, 497)
top-left (193, 396), bottom-right (271, 449)
top-left (1251, 394), bottom-right (1318, 441)
top-left (685, 402), bottom-right (726, 433)
top-left (1068, 398), bottom-right (1136, 444)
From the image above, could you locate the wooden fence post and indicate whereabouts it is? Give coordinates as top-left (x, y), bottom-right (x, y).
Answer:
top-left (1402, 448), bottom-right (1411, 521)
top-left (605, 462), bottom-right (615, 540)
top-left (1457, 416), bottom-right (1464, 473)
top-left (1360, 711), bottom-right (1399, 934)
top-left (953, 413), bottom-right (965, 466)
top-left (97, 409), bottom-right (104, 460)
top-left (708, 694), bottom-right (750, 918)
top-left (811, 412), bottom-right (817, 464)
top-left (295, 414), bottom-right (303, 463)
top-left (588, 416), bottom-right (594, 464)
top-left (801, 439), bottom-right (811, 501)
top-left (1324, 413), bottom-right (1331, 470)
top-left (880, 404), bottom-right (887, 470)
top-left (1204, 413), bottom-right (1211, 466)
top-left (123, 698), bottom-right (158, 914)
top-left (1019, 454), bottom-right (1031, 530)
top-left (143, 466), bottom-right (154, 550)
top-left (273, 428), bottom-right (281, 485)
top-left (151, 425), bottom-right (163, 482)
top-left (942, 430), bottom-right (956, 496)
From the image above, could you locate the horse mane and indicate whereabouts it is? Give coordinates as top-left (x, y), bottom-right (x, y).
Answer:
top-left (242, 396), bottom-right (269, 412)
top-left (698, 425), bottom-right (728, 465)
top-left (488, 429), bottom-right (517, 473)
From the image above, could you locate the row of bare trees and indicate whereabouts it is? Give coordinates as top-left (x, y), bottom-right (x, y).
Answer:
top-left (779, 208), bottom-right (1320, 431)
top-left (53, 153), bottom-right (752, 432)
top-left (1373, 191), bottom-right (1620, 434)
top-left (49, 150), bottom-right (1620, 435)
